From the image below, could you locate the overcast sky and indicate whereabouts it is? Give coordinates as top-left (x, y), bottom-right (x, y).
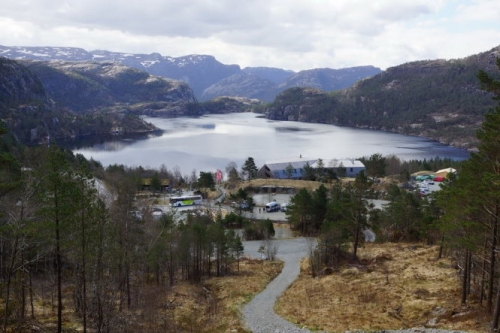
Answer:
top-left (1, 0), bottom-right (499, 71)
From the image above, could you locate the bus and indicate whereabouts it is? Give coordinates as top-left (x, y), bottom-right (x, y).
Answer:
top-left (265, 201), bottom-right (280, 212)
top-left (170, 195), bottom-right (203, 207)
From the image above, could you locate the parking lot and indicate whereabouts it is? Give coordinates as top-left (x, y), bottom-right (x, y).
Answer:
top-left (228, 193), bottom-right (293, 222)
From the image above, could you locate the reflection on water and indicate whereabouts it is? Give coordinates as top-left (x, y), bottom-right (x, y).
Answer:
top-left (275, 126), bottom-right (313, 132)
top-left (71, 113), bottom-right (470, 172)
top-left (197, 124), bottom-right (216, 130)
top-left (62, 130), bottom-right (163, 151)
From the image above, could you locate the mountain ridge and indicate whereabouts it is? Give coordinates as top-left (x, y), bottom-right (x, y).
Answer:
top-left (0, 45), bottom-right (382, 101)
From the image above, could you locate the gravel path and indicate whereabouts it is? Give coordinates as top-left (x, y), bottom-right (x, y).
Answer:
top-left (242, 237), bottom-right (320, 333)
top-left (241, 238), bottom-right (470, 333)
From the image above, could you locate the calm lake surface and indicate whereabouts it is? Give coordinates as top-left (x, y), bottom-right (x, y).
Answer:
top-left (73, 113), bottom-right (470, 174)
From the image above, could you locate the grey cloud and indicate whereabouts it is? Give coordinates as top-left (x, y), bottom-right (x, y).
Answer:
top-left (373, 3), bottom-right (433, 21)
top-left (1, 0), bottom-right (498, 72)
top-left (3, 0), bottom-right (273, 38)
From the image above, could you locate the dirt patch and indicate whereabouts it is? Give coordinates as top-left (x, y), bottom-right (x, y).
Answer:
top-left (275, 243), bottom-right (489, 333)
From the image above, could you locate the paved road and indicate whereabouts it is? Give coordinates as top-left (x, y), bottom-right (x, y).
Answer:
top-left (242, 238), bottom-right (321, 333)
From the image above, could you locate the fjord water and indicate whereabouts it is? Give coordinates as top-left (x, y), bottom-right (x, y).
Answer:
top-left (73, 113), bottom-right (469, 173)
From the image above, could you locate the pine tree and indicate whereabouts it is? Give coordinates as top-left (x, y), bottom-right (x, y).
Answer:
top-left (242, 157), bottom-right (258, 180)
top-left (476, 58), bottom-right (500, 330)
top-left (437, 57), bottom-right (500, 329)
top-left (35, 146), bottom-right (78, 333)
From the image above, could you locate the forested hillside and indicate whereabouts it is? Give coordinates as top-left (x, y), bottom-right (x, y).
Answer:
top-left (0, 58), bottom-right (199, 144)
top-left (265, 45), bottom-right (500, 149)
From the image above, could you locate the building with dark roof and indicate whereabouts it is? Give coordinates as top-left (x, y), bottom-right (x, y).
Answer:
top-left (258, 157), bottom-right (366, 179)
top-left (257, 158), bottom-right (316, 179)
top-left (311, 158), bottom-right (366, 177)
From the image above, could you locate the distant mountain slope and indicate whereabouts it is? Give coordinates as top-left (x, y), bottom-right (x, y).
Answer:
top-left (201, 66), bottom-right (382, 102)
top-left (0, 46), bottom-right (381, 101)
top-left (0, 57), bottom-right (181, 144)
top-left (144, 54), bottom-right (241, 99)
top-left (201, 73), bottom-right (277, 101)
top-left (277, 66), bottom-right (382, 92)
top-left (242, 67), bottom-right (294, 84)
top-left (265, 46), bottom-right (500, 149)
top-left (21, 60), bottom-right (196, 113)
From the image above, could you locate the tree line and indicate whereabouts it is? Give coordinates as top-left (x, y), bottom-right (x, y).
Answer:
top-left (0, 141), bottom-right (251, 332)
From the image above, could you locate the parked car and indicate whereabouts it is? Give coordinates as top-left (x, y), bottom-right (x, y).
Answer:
top-left (231, 200), bottom-right (249, 210)
top-left (280, 203), bottom-right (289, 212)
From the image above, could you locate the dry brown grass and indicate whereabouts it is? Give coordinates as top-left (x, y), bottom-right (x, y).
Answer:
top-left (170, 259), bottom-right (283, 333)
top-left (7, 259), bottom-right (282, 333)
top-left (229, 178), bottom-right (323, 194)
top-left (275, 243), bottom-right (490, 333)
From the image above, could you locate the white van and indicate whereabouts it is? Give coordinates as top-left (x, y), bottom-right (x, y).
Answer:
top-left (265, 201), bottom-right (280, 212)
top-left (280, 203), bottom-right (289, 212)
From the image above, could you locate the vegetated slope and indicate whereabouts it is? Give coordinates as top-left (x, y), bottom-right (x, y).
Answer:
top-left (0, 57), bottom-right (158, 144)
top-left (265, 45), bottom-right (500, 149)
